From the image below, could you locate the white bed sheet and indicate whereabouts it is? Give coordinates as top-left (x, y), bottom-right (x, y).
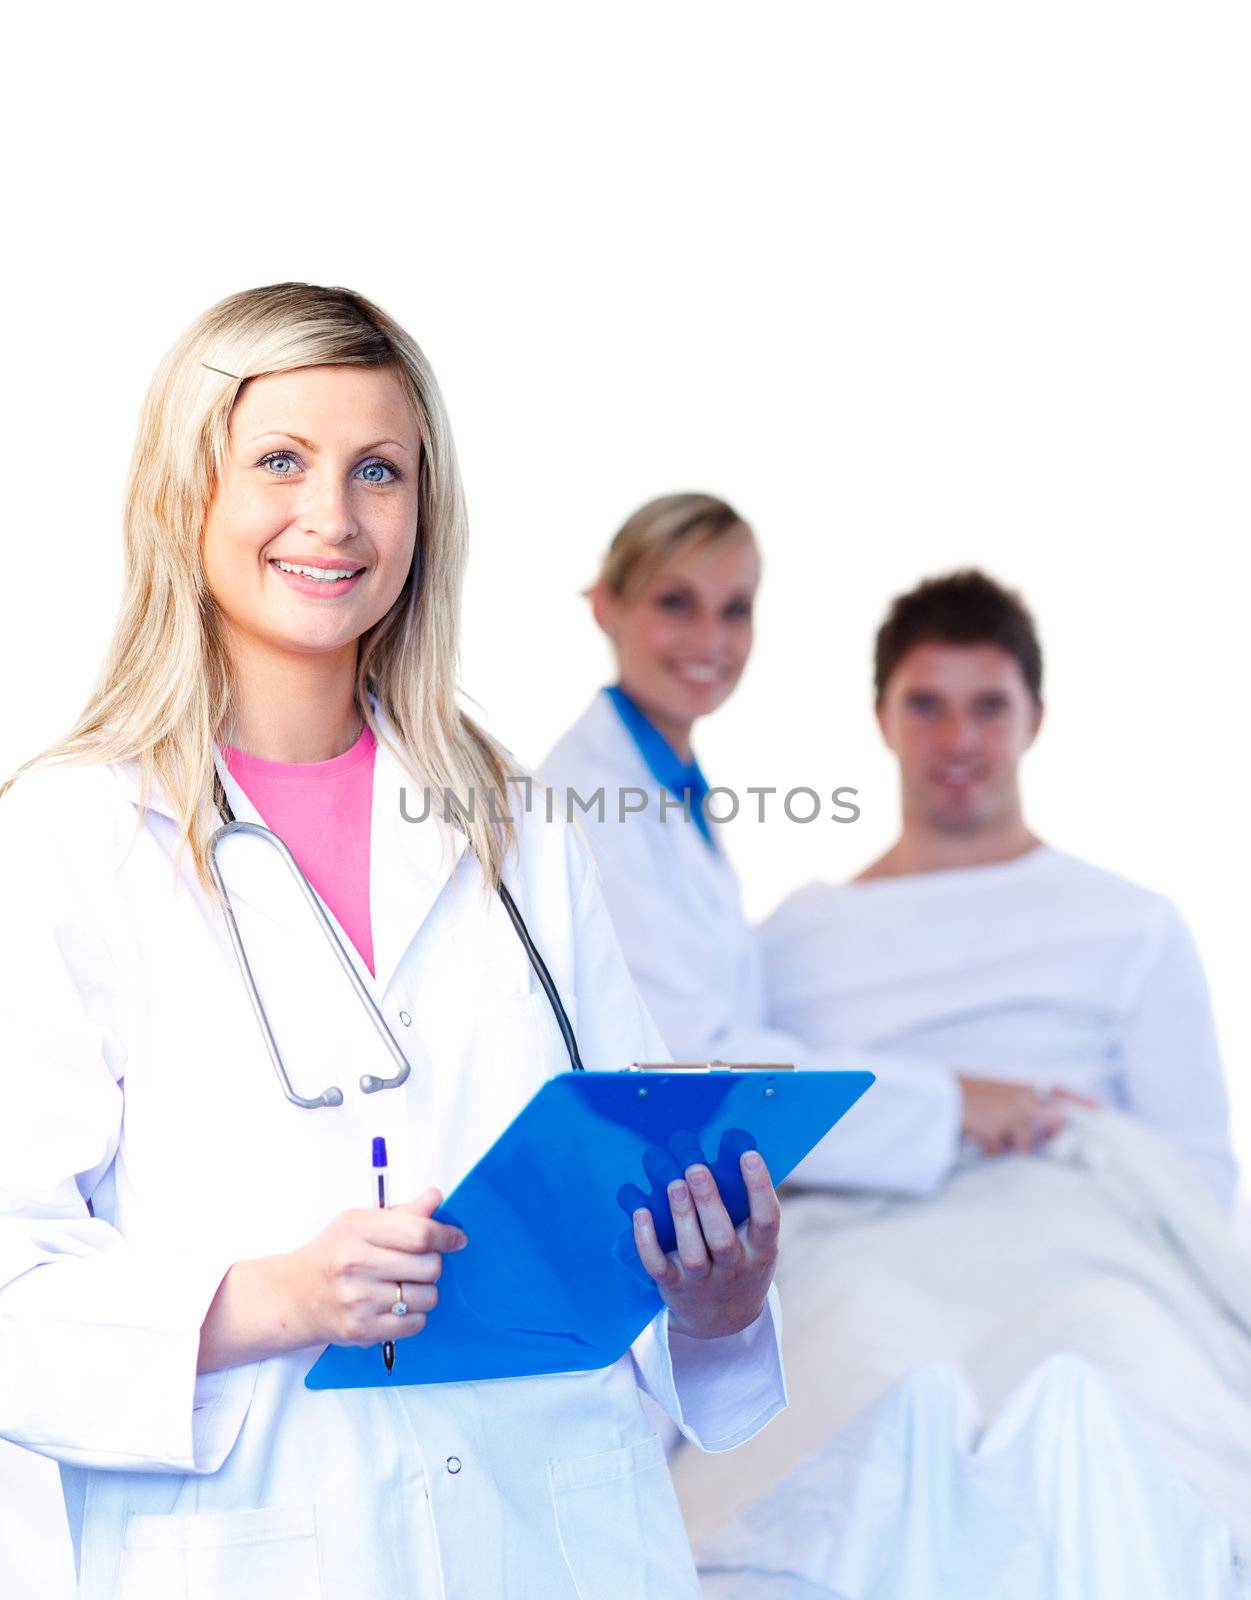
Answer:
top-left (698, 1355), bottom-right (1246, 1599)
top-left (671, 1108), bottom-right (1251, 1588)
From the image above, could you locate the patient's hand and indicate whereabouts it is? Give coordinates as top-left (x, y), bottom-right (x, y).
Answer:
top-left (957, 1076), bottom-right (1099, 1155)
top-left (631, 1151), bottom-right (780, 1339)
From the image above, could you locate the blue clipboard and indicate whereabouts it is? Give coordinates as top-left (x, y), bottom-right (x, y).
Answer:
top-left (305, 1067), bottom-right (873, 1391)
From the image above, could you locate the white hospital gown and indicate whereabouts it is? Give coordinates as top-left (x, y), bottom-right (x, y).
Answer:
top-left (763, 845), bottom-right (1238, 1209)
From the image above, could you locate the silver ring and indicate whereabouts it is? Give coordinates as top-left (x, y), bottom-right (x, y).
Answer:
top-left (391, 1300), bottom-right (409, 1318)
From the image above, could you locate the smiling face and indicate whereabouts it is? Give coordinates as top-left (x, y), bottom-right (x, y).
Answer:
top-left (593, 530), bottom-right (760, 752)
top-left (876, 641), bottom-right (1043, 834)
top-left (201, 364), bottom-right (421, 678)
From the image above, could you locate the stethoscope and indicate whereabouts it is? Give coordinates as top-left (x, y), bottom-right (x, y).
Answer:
top-left (209, 774), bottom-right (584, 1109)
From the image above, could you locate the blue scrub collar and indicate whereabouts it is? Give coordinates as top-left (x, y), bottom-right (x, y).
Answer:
top-left (603, 685), bottom-right (714, 847)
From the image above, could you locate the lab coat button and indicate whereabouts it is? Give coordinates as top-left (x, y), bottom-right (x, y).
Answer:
top-left (446, 1455), bottom-right (462, 1474)
top-left (399, 1010), bottom-right (412, 1027)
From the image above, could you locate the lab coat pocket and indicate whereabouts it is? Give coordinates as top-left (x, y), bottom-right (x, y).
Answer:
top-left (549, 1434), bottom-right (699, 1600)
top-left (113, 1502), bottom-right (322, 1600)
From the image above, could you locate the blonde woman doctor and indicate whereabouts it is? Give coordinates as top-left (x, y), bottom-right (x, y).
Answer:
top-left (540, 494), bottom-right (964, 1196)
top-left (0, 288), bottom-right (785, 1600)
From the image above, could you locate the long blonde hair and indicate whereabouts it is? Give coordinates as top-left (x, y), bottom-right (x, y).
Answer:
top-left (0, 282), bottom-right (514, 894)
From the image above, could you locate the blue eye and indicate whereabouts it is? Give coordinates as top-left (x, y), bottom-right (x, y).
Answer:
top-left (356, 458), bottom-right (399, 485)
top-left (258, 450), bottom-right (300, 476)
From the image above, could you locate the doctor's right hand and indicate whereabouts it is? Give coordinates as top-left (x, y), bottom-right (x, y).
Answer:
top-left (198, 1188), bottom-right (468, 1373)
top-left (287, 1186), bottom-right (469, 1348)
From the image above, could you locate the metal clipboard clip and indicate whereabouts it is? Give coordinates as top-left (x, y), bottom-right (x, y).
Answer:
top-left (627, 1061), bottom-right (797, 1072)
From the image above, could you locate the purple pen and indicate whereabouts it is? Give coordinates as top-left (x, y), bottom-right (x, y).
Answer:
top-left (373, 1137), bottom-right (396, 1375)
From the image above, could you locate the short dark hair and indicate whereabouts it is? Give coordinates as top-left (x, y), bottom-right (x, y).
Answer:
top-left (874, 569), bottom-right (1043, 705)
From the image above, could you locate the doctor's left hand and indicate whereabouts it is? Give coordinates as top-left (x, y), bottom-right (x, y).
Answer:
top-left (632, 1151), bottom-right (780, 1340)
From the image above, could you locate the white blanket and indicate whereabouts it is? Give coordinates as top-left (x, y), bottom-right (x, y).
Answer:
top-left (670, 1109), bottom-right (1251, 1582)
top-left (697, 1357), bottom-right (1245, 1599)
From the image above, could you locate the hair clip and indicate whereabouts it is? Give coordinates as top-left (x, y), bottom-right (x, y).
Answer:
top-left (201, 362), bottom-right (241, 380)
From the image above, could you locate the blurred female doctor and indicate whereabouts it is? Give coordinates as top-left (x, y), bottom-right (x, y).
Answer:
top-left (0, 288), bottom-right (785, 1600)
top-left (540, 494), bottom-right (967, 1195)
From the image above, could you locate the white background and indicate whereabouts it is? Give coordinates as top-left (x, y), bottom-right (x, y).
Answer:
top-left (1, 6), bottom-right (1248, 1591)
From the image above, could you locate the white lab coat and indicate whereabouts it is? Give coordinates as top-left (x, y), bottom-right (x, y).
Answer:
top-left (540, 693), bottom-right (961, 1196)
top-left (0, 695), bottom-right (785, 1600)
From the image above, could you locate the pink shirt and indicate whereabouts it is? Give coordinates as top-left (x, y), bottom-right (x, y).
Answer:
top-left (218, 723), bottom-right (378, 978)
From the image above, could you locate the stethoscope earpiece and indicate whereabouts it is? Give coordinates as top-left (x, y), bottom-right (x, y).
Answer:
top-left (208, 816), bottom-right (413, 1110)
top-left (208, 779), bottom-right (584, 1113)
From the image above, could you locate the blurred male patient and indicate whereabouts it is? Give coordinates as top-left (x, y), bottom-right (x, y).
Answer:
top-left (764, 569), bottom-right (1238, 1209)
